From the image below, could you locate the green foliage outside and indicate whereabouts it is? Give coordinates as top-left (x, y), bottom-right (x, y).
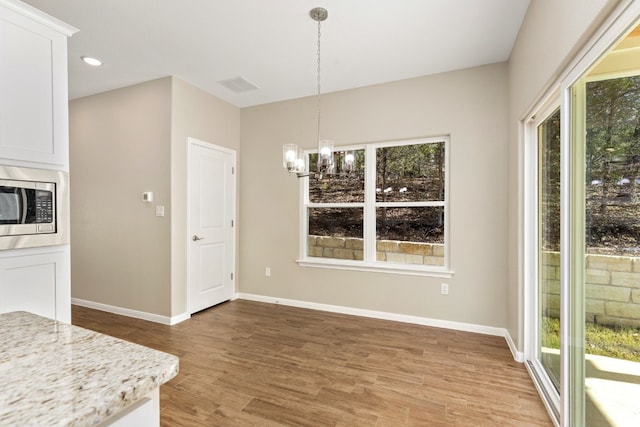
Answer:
top-left (376, 143), bottom-right (445, 203)
top-left (540, 76), bottom-right (640, 254)
top-left (585, 77), bottom-right (640, 254)
top-left (308, 142), bottom-right (446, 243)
top-left (537, 76), bottom-right (640, 365)
top-left (543, 317), bottom-right (640, 363)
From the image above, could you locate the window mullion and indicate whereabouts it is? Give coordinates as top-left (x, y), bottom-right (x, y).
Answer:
top-left (376, 201), bottom-right (445, 208)
top-left (364, 144), bottom-right (376, 262)
top-left (307, 202), bottom-right (365, 208)
top-left (300, 175), bottom-right (309, 258)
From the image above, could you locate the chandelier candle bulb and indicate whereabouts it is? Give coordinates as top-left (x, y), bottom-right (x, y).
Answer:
top-left (343, 151), bottom-right (355, 173)
top-left (345, 153), bottom-right (355, 164)
top-left (283, 144), bottom-right (299, 172)
top-left (318, 140), bottom-right (334, 172)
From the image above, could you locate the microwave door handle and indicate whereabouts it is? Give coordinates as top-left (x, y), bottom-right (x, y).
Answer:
top-left (20, 188), bottom-right (28, 224)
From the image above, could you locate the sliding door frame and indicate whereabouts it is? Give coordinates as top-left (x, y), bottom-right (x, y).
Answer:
top-left (524, 94), bottom-right (562, 424)
top-left (559, 2), bottom-right (640, 424)
top-left (523, 2), bottom-right (640, 425)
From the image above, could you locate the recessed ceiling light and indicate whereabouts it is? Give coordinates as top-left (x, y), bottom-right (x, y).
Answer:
top-left (81, 56), bottom-right (102, 66)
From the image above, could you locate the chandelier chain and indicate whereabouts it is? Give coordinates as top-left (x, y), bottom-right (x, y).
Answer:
top-left (316, 18), bottom-right (322, 146)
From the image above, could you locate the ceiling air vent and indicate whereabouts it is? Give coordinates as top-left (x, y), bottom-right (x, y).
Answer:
top-left (217, 76), bottom-right (259, 93)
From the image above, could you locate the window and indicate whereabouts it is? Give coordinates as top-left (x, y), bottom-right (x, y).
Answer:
top-left (300, 137), bottom-right (451, 276)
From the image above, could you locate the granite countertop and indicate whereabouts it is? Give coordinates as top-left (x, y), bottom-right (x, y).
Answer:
top-left (0, 311), bottom-right (179, 426)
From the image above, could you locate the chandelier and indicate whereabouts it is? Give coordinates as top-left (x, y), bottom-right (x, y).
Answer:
top-left (282, 8), bottom-right (355, 178)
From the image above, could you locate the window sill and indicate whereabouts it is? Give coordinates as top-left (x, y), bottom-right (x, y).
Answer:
top-left (296, 257), bottom-right (454, 278)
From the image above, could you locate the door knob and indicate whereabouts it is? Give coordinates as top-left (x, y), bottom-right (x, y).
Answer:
top-left (192, 235), bottom-right (205, 241)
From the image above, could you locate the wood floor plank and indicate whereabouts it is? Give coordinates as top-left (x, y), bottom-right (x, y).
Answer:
top-left (71, 300), bottom-right (552, 426)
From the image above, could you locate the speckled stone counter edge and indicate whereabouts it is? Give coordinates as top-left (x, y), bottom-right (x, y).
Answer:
top-left (0, 311), bottom-right (179, 426)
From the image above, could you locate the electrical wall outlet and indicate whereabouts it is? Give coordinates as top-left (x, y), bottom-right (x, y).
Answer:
top-left (265, 267), bottom-right (271, 277)
top-left (441, 283), bottom-right (449, 295)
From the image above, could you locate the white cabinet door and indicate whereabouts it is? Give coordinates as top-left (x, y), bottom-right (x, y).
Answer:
top-left (0, 247), bottom-right (71, 322)
top-left (97, 389), bottom-right (160, 427)
top-left (0, 2), bottom-right (76, 167)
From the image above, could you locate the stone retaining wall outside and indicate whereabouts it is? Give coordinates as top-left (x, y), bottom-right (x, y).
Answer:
top-left (541, 251), bottom-right (640, 328)
top-left (308, 235), bottom-right (444, 266)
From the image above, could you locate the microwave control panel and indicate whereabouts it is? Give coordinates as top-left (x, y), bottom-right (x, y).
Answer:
top-left (35, 190), bottom-right (53, 223)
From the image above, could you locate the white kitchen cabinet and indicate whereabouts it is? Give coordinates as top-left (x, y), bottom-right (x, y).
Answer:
top-left (0, 0), bottom-right (77, 168)
top-left (0, 245), bottom-right (71, 322)
top-left (0, 1), bottom-right (75, 322)
top-left (97, 390), bottom-right (160, 427)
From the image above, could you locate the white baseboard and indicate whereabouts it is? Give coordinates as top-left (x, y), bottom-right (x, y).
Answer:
top-left (504, 329), bottom-right (524, 362)
top-left (72, 294), bottom-right (526, 363)
top-left (71, 298), bottom-right (189, 325)
top-left (238, 293), bottom-right (523, 361)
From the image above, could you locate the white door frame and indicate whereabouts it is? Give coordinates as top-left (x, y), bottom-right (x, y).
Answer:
top-left (186, 137), bottom-right (236, 314)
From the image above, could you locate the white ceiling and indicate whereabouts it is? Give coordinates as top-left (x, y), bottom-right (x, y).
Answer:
top-left (22, 0), bottom-right (530, 108)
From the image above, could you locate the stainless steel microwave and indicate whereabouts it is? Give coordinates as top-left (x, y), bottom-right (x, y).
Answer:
top-left (0, 165), bottom-right (69, 250)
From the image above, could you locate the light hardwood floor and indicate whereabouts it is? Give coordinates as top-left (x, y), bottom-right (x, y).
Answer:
top-left (72, 301), bottom-right (552, 426)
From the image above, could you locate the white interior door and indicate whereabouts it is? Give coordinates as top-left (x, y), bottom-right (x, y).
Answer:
top-left (187, 138), bottom-right (235, 314)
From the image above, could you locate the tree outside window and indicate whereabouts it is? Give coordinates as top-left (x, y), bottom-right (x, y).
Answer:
top-left (304, 137), bottom-right (449, 272)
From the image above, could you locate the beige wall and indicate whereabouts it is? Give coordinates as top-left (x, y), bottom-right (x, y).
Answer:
top-left (240, 63), bottom-right (510, 328)
top-left (67, 0), bottom-right (628, 333)
top-left (70, 77), bottom-right (172, 314)
top-left (69, 76), bottom-right (240, 318)
top-left (170, 77), bottom-right (241, 316)
top-left (506, 0), bottom-right (621, 349)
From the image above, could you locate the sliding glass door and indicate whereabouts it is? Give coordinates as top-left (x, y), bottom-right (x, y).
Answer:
top-left (576, 73), bottom-right (640, 427)
top-left (527, 14), bottom-right (640, 426)
top-left (538, 107), bottom-right (562, 393)
top-left (526, 104), bottom-right (562, 420)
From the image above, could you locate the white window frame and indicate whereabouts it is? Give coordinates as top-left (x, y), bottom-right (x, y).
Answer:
top-left (297, 136), bottom-right (453, 278)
